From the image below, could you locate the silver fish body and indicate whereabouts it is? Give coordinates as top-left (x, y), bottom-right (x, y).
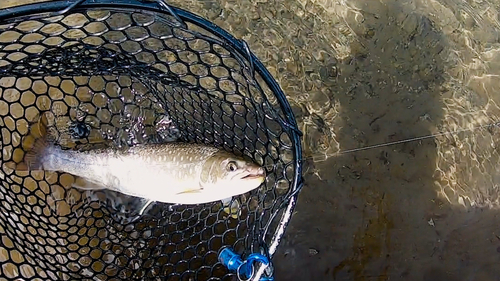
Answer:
top-left (16, 134), bottom-right (266, 205)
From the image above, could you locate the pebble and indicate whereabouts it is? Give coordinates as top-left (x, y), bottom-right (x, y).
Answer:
top-left (308, 248), bottom-right (319, 256)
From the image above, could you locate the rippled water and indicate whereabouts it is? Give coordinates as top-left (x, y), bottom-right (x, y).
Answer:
top-left (7, 0), bottom-right (500, 280)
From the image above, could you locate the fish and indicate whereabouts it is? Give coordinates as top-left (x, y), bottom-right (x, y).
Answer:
top-left (7, 116), bottom-right (266, 209)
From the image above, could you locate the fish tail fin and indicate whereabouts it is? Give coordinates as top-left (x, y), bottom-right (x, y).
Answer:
top-left (5, 114), bottom-right (52, 171)
top-left (22, 134), bottom-right (50, 171)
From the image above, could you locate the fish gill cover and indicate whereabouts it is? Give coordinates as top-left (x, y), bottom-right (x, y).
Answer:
top-left (0, 0), bottom-right (303, 280)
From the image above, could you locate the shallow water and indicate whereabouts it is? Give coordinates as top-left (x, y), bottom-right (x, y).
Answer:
top-left (6, 0), bottom-right (500, 280)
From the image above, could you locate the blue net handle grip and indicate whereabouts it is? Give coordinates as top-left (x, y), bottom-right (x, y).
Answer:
top-left (219, 247), bottom-right (273, 281)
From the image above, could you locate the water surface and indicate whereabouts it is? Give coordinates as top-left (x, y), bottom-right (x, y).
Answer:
top-left (7, 0), bottom-right (500, 280)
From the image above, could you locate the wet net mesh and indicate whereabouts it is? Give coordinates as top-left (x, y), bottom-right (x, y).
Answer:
top-left (0, 1), bottom-right (302, 280)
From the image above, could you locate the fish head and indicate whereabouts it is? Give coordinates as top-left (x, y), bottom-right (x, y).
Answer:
top-left (200, 151), bottom-right (266, 198)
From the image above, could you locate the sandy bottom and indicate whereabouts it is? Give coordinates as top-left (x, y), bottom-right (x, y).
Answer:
top-left (4, 0), bottom-right (500, 280)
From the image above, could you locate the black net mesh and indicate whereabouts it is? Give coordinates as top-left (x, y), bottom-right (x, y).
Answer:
top-left (0, 1), bottom-right (302, 280)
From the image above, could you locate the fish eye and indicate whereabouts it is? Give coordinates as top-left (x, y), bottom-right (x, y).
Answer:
top-left (227, 161), bottom-right (237, 172)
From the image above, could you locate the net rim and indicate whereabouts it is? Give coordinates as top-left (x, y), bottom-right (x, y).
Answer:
top-left (0, 0), bottom-right (304, 279)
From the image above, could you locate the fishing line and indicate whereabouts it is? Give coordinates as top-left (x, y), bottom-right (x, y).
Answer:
top-left (261, 120), bottom-right (500, 169)
top-left (307, 120), bottom-right (500, 162)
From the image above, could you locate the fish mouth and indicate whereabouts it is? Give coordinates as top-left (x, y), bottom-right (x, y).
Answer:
top-left (241, 168), bottom-right (266, 181)
top-left (242, 174), bottom-right (263, 180)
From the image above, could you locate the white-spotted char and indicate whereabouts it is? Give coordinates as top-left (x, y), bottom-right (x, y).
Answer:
top-left (8, 117), bottom-right (266, 205)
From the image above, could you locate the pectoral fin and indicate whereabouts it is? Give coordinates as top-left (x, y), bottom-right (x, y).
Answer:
top-left (175, 188), bottom-right (202, 195)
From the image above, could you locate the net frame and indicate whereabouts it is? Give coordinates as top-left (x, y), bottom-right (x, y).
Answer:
top-left (0, 0), bottom-right (304, 280)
